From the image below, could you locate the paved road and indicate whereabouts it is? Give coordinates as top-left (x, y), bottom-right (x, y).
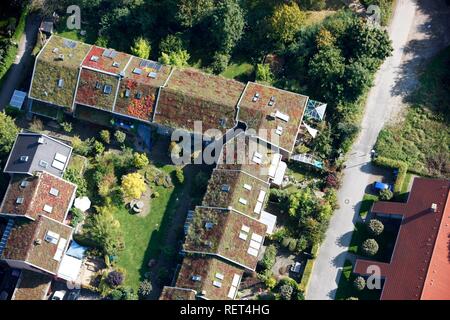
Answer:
top-left (306, 0), bottom-right (450, 300)
top-left (0, 14), bottom-right (40, 110)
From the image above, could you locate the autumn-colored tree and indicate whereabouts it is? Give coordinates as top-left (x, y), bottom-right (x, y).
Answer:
top-left (270, 2), bottom-right (306, 44)
top-left (121, 173), bottom-right (146, 200)
top-left (130, 37), bottom-right (151, 59)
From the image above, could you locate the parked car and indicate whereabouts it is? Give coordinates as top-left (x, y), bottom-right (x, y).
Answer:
top-left (51, 290), bottom-right (66, 300)
top-left (372, 181), bottom-right (393, 193)
top-left (67, 289), bottom-right (80, 300)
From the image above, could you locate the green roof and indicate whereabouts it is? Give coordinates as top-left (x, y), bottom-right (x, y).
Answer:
top-left (29, 35), bottom-right (91, 109)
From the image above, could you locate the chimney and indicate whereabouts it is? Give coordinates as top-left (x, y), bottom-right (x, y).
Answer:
top-left (431, 203), bottom-right (437, 213)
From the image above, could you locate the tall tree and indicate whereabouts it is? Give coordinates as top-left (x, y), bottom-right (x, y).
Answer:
top-left (130, 37), bottom-right (151, 59)
top-left (0, 112), bottom-right (19, 158)
top-left (270, 2), bottom-right (306, 44)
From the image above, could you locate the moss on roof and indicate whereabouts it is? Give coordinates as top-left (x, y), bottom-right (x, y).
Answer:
top-left (202, 169), bottom-right (269, 219)
top-left (12, 270), bottom-right (52, 300)
top-left (30, 36), bottom-right (91, 109)
top-left (238, 82), bottom-right (308, 152)
top-left (75, 68), bottom-right (119, 111)
top-left (184, 207), bottom-right (266, 270)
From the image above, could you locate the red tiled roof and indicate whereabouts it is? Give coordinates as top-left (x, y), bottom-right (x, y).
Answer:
top-left (0, 172), bottom-right (77, 223)
top-left (354, 177), bottom-right (450, 300)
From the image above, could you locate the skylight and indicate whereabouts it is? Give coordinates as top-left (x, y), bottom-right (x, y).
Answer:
top-left (49, 187), bottom-right (59, 196)
top-left (133, 68), bottom-right (142, 75)
top-left (44, 231), bottom-right (59, 244)
top-left (43, 204), bottom-right (53, 213)
top-left (103, 84), bottom-right (113, 94)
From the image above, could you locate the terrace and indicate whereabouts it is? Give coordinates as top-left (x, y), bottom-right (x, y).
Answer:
top-left (29, 35), bottom-right (92, 109)
top-left (216, 133), bottom-right (287, 185)
top-left (154, 68), bottom-right (245, 137)
top-left (1, 215), bottom-right (73, 275)
top-left (75, 68), bottom-right (119, 111)
top-left (0, 172), bottom-right (77, 223)
top-left (202, 169), bottom-right (270, 219)
top-left (184, 207), bottom-right (267, 270)
top-left (81, 45), bottom-right (131, 74)
top-left (175, 256), bottom-right (243, 300)
top-left (237, 82), bottom-right (308, 153)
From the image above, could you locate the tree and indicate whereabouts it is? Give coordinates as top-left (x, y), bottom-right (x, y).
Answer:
top-left (210, 0), bottom-right (245, 54)
top-left (280, 284), bottom-right (294, 300)
top-left (353, 276), bottom-right (366, 291)
top-left (312, 122), bottom-right (333, 159)
top-left (159, 50), bottom-right (190, 67)
top-left (114, 130), bottom-right (126, 144)
top-left (343, 60), bottom-right (374, 102)
top-left (130, 37), bottom-right (151, 59)
top-left (176, 0), bottom-right (214, 27)
top-left (121, 173), bottom-right (146, 200)
top-left (138, 279), bottom-right (153, 298)
top-left (265, 276), bottom-right (277, 290)
top-left (93, 140), bottom-right (105, 155)
top-left (100, 130), bottom-right (111, 144)
top-left (210, 52), bottom-right (230, 74)
top-left (270, 2), bottom-right (306, 44)
top-left (299, 0), bottom-right (326, 10)
top-left (362, 238), bottom-right (379, 256)
top-left (261, 244), bottom-right (277, 270)
top-left (133, 152), bottom-right (149, 169)
top-left (367, 219), bottom-right (384, 236)
top-left (379, 188), bottom-right (393, 200)
top-left (83, 206), bottom-right (124, 256)
top-left (255, 64), bottom-right (274, 84)
top-left (106, 271), bottom-right (124, 287)
top-left (159, 33), bottom-right (184, 55)
top-left (0, 111), bottom-right (19, 157)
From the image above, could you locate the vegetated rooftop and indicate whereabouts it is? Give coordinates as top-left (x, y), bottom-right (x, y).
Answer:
top-left (29, 35), bottom-right (92, 109)
top-left (175, 256), bottom-right (243, 300)
top-left (184, 206), bottom-right (267, 270)
top-left (75, 68), bottom-right (119, 111)
top-left (82, 45), bottom-right (131, 74)
top-left (1, 215), bottom-right (73, 275)
top-left (154, 68), bottom-right (245, 137)
top-left (12, 270), bottom-right (52, 300)
top-left (124, 56), bottom-right (171, 87)
top-left (216, 133), bottom-right (279, 183)
top-left (202, 169), bottom-right (269, 219)
top-left (0, 172), bottom-right (76, 223)
top-left (238, 82), bottom-right (308, 153)
top-left (159, 286), bottom-right (197, 300)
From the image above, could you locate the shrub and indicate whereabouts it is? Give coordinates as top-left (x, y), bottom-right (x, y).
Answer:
top-left (288, 239), bottom-right (298, 252)
top-left (64, 168), bottom-right (87, 196)
top-left (133, 152), bottom-right (149, 169)
top-left (61, 121), bottom-right (72, 133)
top-left (72, 136), bottom-right (92, 156)
top-left (93, 140), bottom-right (105, 155)
top-left (138, 280), bottom-right (153, 297)
top-left (362, 238), bottom-right (379, 256)
top-left (379, 188), bottom-right (393, 200)
top-left (175, 167), bottom-right (184, 184)
top-left (121, 173), bottom-right (146, 200)
top-left (109, 288), bottom-right (124, 300)
top-left (256, 63), bottom-right (273, 84)
top-left (280, 284), bottom-right (294, 300)
top-left (70, 208), bottom-right (84, 227)
top-left (261, 244), bottom-right (277, 270)
top-left (210, 52), bottom-right (230, 74)
top-left (114, 130), bottom-right (126, 144)
top-left (106, 271), bottom-right (124, 287)
top-left (29, 117), bottom-right (44, 132)
top-left (100, 130), bottom-right (111, 144)
top-left (0, 111), bottom-right (19, 157)
top-left (367, 219), bottom-right (384, 236)
top-left (353, 276), bottom-right (366, 291)
top-left (265, 276), bottom-right (277, 290)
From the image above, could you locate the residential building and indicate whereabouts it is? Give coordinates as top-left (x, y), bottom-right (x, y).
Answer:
top-left (353, 177), bottom-right (450, 300)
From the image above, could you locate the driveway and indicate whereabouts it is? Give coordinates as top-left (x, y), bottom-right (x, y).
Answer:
top-left (306, 0), bottom-right (450, 300)
top-left (0, 13), bottom-right (40, 110)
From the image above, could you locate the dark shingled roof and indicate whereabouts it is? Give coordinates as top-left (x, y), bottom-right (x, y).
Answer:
top-left (4, 133), bottom-right (72, 177)
top-left (354, 177), bottom-right (450, 300)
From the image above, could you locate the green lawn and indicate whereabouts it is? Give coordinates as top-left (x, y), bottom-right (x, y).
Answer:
top-left (113, 165), bottom-right (181, 290)
top-left (335, 260), bottom-right (382, 300)
top-left (358, 193), bottom-right (378, 218)
top-left (221, 62), bottom-right (254, 81)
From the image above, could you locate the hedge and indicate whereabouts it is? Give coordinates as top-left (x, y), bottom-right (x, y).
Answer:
top-left (373, 156), bottom-right (408, 194)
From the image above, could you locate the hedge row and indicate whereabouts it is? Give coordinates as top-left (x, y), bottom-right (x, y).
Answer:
top-left (373, 156), bottom-right (408, 194)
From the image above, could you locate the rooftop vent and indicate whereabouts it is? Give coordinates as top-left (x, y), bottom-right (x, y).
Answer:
top-left (112, 61), bottom-right (120, 68)
top-left (431, 203), bottom-right (437, 213)
top-left (57, 54), bottom-right (64, 61)
top-left (39, 160), bottom-right (48, 168)
top-left (90, 55), bottom-right (99, 62)
top-left (38, 137), bottom-right (45, 144)
top-left (52, 48), bottom-right (59, 53)
top-left (95, 81), bottom-right (102, 90)
top-left (57, 78), bottom-right (64, 88)
top-left (16, 197), bottom-right (24, 204)
top-left (20, 155), bottom-right (29, 162)
top-left (268, 96), bottom-right (276, 106)
top-left (20, 180), bottom-right (29, 188)
top-left (135, 91), bottom-right (142, 99)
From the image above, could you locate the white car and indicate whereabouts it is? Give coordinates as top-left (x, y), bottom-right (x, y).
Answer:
top-left (51, 290), bottom-right (66, 300)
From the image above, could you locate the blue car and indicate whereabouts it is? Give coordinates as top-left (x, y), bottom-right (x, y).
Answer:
top-left (373, 181), bottom-right (393, 192)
